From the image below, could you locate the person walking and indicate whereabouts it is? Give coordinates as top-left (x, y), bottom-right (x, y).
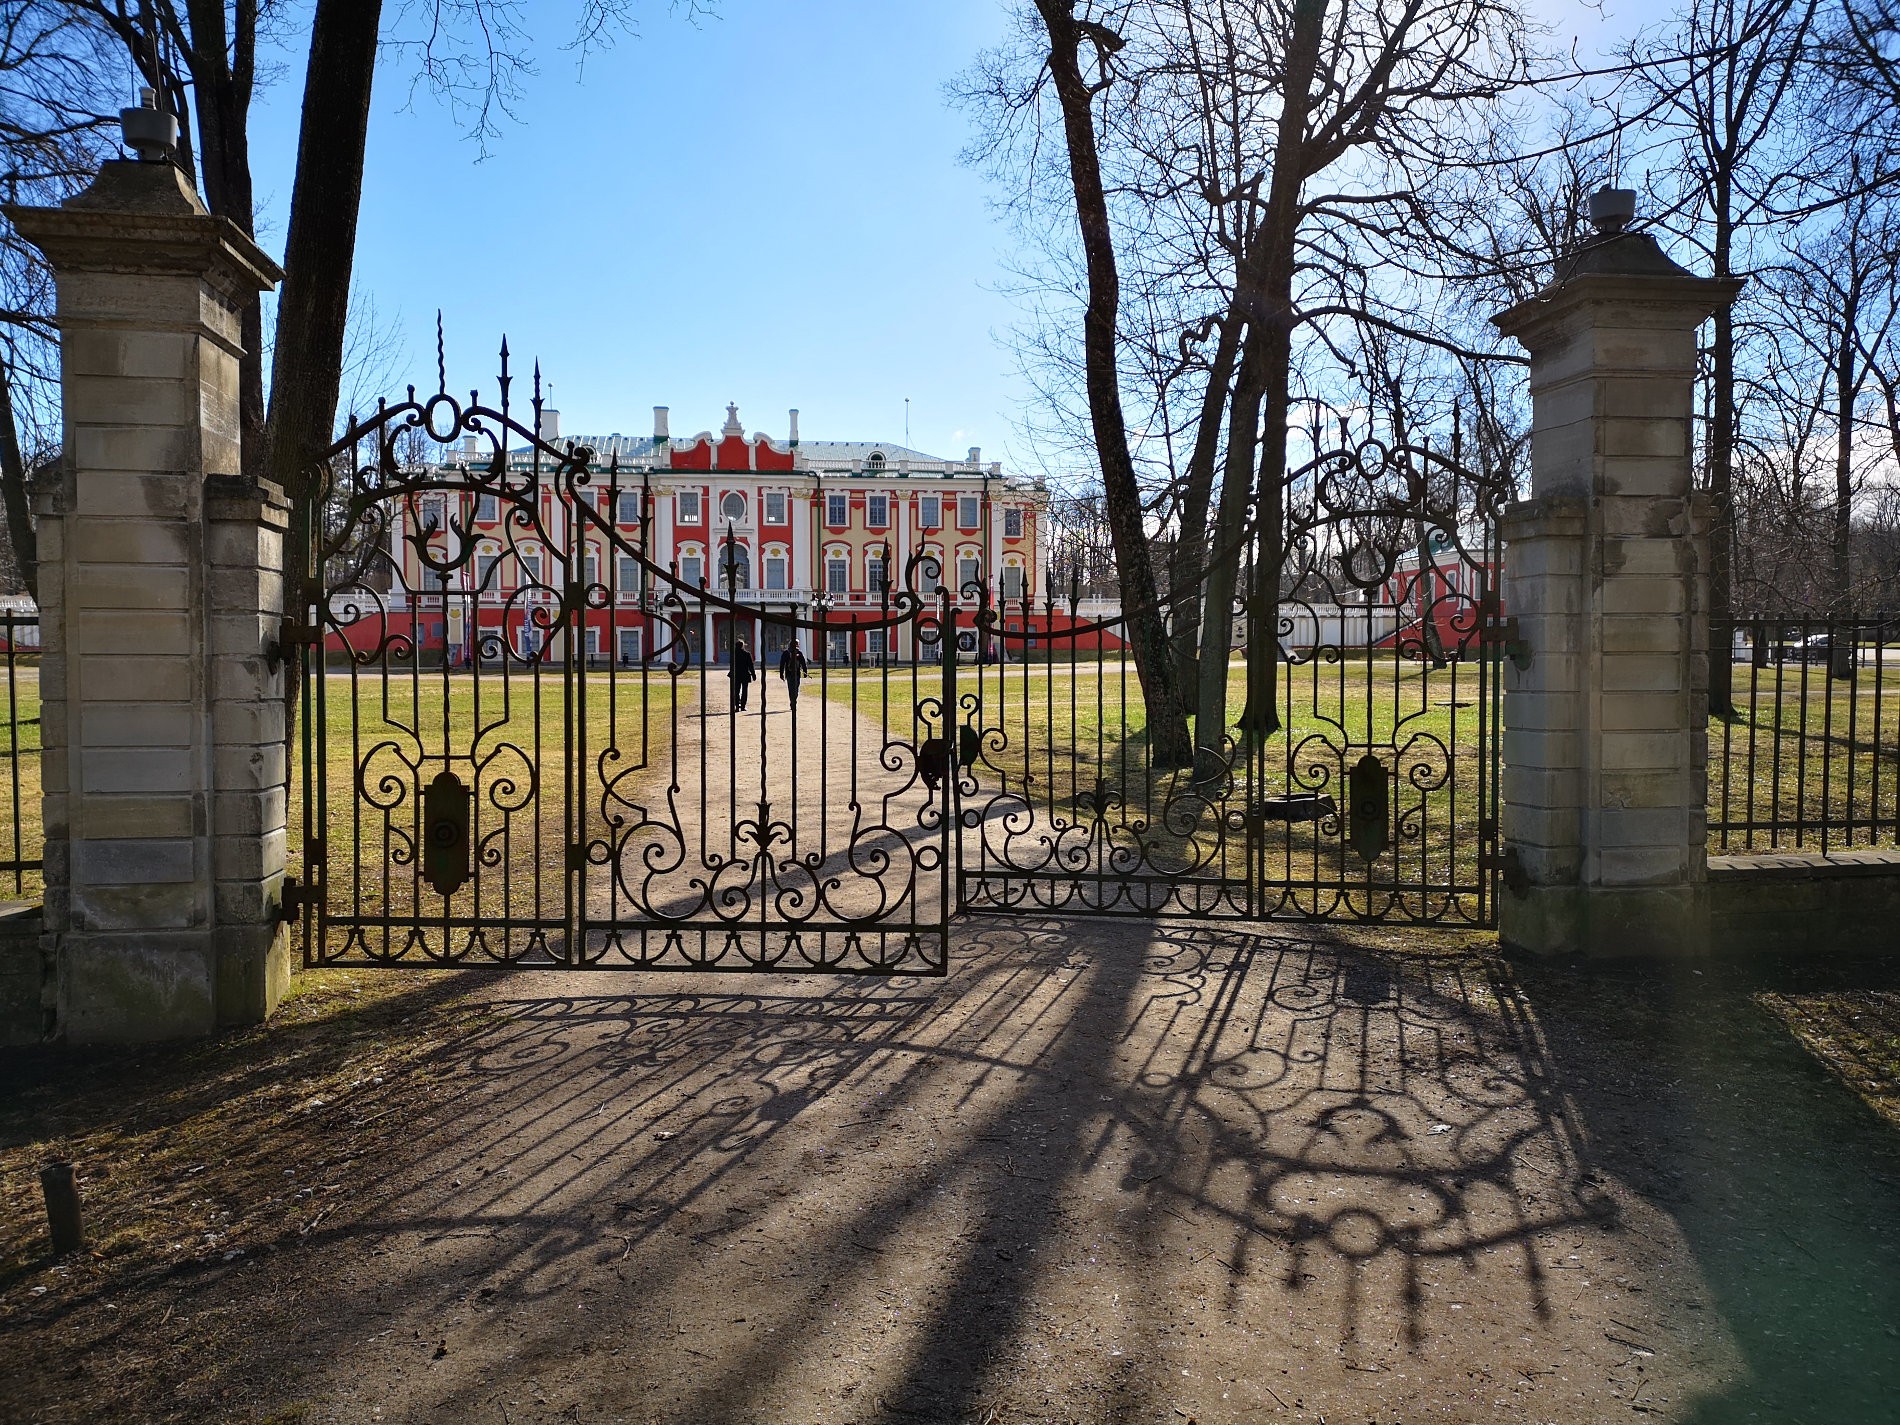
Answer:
top-left (730, 636), bottom-right (756, 711)
top-left (777, 640), bottom-right (808, 701)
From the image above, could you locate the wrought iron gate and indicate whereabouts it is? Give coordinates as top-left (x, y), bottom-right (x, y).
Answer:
top-left (293, 365), bottom-right (1508, 974)
top-left (956, 423), bottom-right (1509, 928)
top-left (296, 367), bottom-right (956, 974)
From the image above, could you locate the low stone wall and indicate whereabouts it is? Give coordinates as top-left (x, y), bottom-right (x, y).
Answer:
top-left (0, 902), bottom-right (48, 1045)
top-left (1708, 849), bottom-right (1900, 954)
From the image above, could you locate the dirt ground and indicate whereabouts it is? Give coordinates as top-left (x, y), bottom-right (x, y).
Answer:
top-left (2, 920), bottom-right (1898, 1425)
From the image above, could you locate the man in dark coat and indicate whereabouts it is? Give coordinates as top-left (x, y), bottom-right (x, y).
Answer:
top-left (730, 637), bottom-right (756, 711)
top-left (777, 641), bottom-right (807, 700)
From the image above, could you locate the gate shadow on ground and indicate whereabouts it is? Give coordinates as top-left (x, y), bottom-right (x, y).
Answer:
top-left (255, 920), bottom-right (1620, 1424)
top-left (1512, 952), bottom-right (1900, 1425)
top-left (19, 924), bottom-right (1896, 1423)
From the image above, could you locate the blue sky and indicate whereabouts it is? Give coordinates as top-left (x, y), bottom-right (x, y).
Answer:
top-left (243, 0), bottom-right (1672, 475)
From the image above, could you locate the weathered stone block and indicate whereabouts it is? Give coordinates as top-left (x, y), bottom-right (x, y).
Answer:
top-left (73, 837), bottom-right (195, 884)
top-left (1601, 654), bottom-right (1686, 692)
top-left (1600, 577), bottom-right (1687, 617)
top-left (58, 935), bottom-right (215, 1042)
top-left (67, 372), bottom-right (190, 427)
top-left (79, 794), bottom-right (197, 840)
top-left (1601, 416), bottom-right (1687, 460)
top-left (76, 521), bottom-right (192, 565)
top-left (80, 746), bottom-right (195, 794)
top-left (72, 565), bottom-right (191, 611)
top-left (71, 878), bottom-right (204, 931)
top-left (77, 654), bottom-right (192, 701)
top-left (73, 608), bottom-right (192, 657)
top-left (80, 702), bottom-right (195, 747)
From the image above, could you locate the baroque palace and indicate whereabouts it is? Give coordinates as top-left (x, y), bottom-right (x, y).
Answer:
top-left (352, 404), bottom-right (1055, 666)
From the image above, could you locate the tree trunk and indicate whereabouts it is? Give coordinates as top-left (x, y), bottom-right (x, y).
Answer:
top-left (0, 368), bottom-right (39, 602)
top-left (1831, 340), bottom-right (1856, 680)
top-left (184, 0), bottom-right (265, 479)
top-left (265, 0), bottom-right (385, 755)
top-left (1234, 0), bottom-right (1330, 752)
top-left (1707, 184), bottom-right (1736, 716)
top-left (1194, 334), bottom-right (1267, 782)
top-left (1167, 315), bottom-right (1241, 701)
top-left (1034, 1), bottom-right (1192, 768)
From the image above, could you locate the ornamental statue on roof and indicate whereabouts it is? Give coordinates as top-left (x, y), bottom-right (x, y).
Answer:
top-left (723, 403), bottom-right (743, 436)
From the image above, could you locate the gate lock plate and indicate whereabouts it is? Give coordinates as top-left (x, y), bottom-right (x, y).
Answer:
top-left (422, 770), bottom-right (472, 896)
top-left (1346, 753), bottom-right (1390, 863)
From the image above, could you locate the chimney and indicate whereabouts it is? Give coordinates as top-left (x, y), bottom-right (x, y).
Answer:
top-left (788, 408), bottom-right (800, 447)
top-left (537, 407), bottom-right (561, 442)
top-left (968, 446), bottom-right (981, 466)
top-left (653, 406), bottom-right (670, 442)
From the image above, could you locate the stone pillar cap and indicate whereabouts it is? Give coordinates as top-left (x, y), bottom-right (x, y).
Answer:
top-left (5, 159), bottom-right (281, 295)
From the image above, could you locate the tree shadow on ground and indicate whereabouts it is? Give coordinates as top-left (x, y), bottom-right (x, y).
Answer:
top-left (1512, 950), bottom-right (1900, 1425)
top-left (6, 926), bottom-right (1895, 1423)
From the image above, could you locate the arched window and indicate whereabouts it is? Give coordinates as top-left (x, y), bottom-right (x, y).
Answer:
top-left (763, 545), bottom-right (789, 592)
top-left (719, 539), bottom-right (751, 591)
top-left (867, 451), bottom-right (886, 471)
top-left (678, 544), bottom-right (704, 588)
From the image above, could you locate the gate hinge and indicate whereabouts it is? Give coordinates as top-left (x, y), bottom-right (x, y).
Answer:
top-left (1499, 616), bottom-right (1531, 672)
top-left (265, 614), bottom-right (323, 673)
top-left (1479, 845), bottom-right (1530, 898)
top-left (276, 874), bottom-right (314, 924)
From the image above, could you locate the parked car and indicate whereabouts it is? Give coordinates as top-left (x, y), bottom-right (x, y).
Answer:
top-left (1774, 632), bottom-right (1841, 665)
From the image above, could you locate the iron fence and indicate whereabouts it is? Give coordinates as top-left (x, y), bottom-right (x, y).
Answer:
top-left (1710, 615), bottom-right (1900, 853)
top-left (0, 611), bottom-right (41, 897)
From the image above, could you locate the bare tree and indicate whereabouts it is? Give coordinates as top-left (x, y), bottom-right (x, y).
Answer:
top-left (963, 0), bottom-right (1534, 779)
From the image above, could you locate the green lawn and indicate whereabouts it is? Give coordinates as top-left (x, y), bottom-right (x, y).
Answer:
top-left (0, 648), bottom-right (1893, 935)
top-left (296, 666), bottom-right (688, 957)
top-left (824, 652), bottom-right (1501, 904)
top-left (1710, 654), bottom-right (1900, 853)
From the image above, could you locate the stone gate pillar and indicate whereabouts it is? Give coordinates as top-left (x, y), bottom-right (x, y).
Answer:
top-left (1492, 217), bottom-right (1740, 956)
top-left (9, 153), bottom-right (285, 1039)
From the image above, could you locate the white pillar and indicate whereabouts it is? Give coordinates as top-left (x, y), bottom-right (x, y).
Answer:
top-left (10, 156), bottom-right (286, 1039)
top-left (1493, 225), bottom-right (1740, 956)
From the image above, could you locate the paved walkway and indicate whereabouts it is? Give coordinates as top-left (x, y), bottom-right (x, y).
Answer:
top-left (583, 667), bottom-right (948, 969)
top-left (12, 920), bottom-right (1895, 1424)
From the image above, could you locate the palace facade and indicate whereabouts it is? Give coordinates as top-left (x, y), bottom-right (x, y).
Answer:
top-left (344, 404), bottom-right (1062, 665)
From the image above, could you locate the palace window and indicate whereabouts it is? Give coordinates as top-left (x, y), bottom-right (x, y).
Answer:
top-left (1001, 564), bottom-right (1024, 600)
top-left (617, 553), bottom-right (641, 597)
top-left (617, 492), bottom-right (641, 525)
top-left (764, 551), bottom-right (788, 591)
top-left (867, 494), bottom-right (888, 529)
top-left (475, 549), bottom-right (499, 590)
top-left (764, 491), bottom-right (787, 524)
top-left (827, 557), bottom-right (849, 594)
top-left (957, 555), bottom-right (981, 592)
top-left (827, 492), bottom-right (849, 527)
top-left (920, 495), bottom-right (940, 529)
top-left (679, 552), bottom-right (703, 587)
top-left (1004, 507), bottom-right (1023, 539)
top-left (959, 495), bottom-right (980, 529)
top-left (721, 491), bottom-right (746, 522)
top-left (520, 547), bottom-right (543, 587)
top-left (720, 542), bottom-right (750, 591)
top-left (476, 493), bottom-right (498, 523)
top-left (678, 491), bottom-right (701, 523)
top-left (867, 555), bottom-right (887, 593)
